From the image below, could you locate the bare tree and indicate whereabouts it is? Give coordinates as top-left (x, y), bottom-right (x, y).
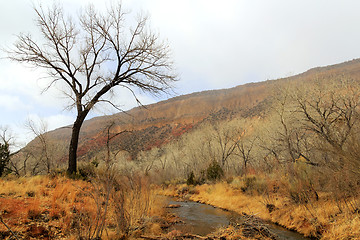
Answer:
top-left (7, 2), bottom-right (177, 174)
top-left (272, 88), bottom-right (299, 163)
top-left (24, 118), bottom-right (55, 174)
top-left (295, 78), bottom-right (360, 169)
top-left (235, 134), bottom-right (257, 176)
top-left (211, 124), bottom-right (238, 168)
top-left (9, 151), bottom-right (33, 176)
top-left (103, 122), bottom-right (130, 167)
top-left (296, 82), bottom-right (358, 151)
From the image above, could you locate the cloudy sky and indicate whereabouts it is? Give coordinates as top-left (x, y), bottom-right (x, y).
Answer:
top-left (1, 0), bottom-right (360, 147)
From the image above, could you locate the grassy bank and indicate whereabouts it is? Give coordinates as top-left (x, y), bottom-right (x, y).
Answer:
top-left (2, 173), bottom-right (359, 239)
top-left (0, 174), bottom-right (167, 239)
top-left (158, 178), bottom-right (360, 239)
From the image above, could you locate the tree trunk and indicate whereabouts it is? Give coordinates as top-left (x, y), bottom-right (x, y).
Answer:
top-left (67, 112), bottom-right (88, 175)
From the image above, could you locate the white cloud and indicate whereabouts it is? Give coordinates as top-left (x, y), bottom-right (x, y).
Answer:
top-left (26, 113), bottom-right (74, 131)
top-left (135, 0), bottom-right (360, 92)
top-left (4, 113), bottom-right (74, 149)
top-left (43, 114), bottom-right (74, 131)
top-left (0, 94), bottom-right (32, 111)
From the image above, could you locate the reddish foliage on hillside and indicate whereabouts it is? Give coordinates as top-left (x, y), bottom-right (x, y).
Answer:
top-left (22, 58), bottom-right (360, 163)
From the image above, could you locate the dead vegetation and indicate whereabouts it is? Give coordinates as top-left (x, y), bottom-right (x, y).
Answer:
top-left (0, 173), bottom-right (167, 240)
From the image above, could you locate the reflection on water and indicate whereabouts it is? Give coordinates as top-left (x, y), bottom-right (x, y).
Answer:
top-left (168, 199), bottom-right (311, 239)
top-left (168, 199), bottom-right (231, 236)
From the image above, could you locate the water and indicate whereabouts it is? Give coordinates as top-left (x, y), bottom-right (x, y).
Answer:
top-left (168, 199), bottom-right (311, 239)
top-left (168, 199), bottom-right (231, 236)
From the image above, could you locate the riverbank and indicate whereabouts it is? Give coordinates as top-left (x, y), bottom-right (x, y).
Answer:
top-left (1, 174), bottom-right (260, 239)
top-left (166, 197), bottom-right (309, 240)
top-left (158, 180), bottom-right (360, 239)
top-left (1, 174), bottom-right (359, 239)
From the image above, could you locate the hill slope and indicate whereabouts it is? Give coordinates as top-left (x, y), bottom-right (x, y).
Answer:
top-left (24, 58), bottom-right (360, 163)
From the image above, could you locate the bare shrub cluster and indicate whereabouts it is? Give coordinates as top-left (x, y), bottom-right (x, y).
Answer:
top-left (71, 166), bottom-right (153, 239)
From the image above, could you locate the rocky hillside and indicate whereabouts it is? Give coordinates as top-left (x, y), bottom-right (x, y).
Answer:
top-left (25, 58), bottom-right (360, 162)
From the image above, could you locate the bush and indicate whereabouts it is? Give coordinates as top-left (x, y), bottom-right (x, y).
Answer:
top-left (241, 176), bottom-right (256, 192)
top-left (287, 180), bottom-right (319, 204)
top-left (186, 171), bottom-right (205, 185)
top-left (0, 142), bottom-right (10, 177)
top-left (186, 171), bottom-right (196, 185)
top-left (230, 177), bottom-right (243, 189)
top-left (241, 175), bottom-right (267, 195)
top-left (206, 161), bottom-right (223, 181)
top-left (77, 162), bottom-right (97, 180)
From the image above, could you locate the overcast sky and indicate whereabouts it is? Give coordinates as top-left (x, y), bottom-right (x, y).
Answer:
top-left (1, 0), bottom-right (360, 147)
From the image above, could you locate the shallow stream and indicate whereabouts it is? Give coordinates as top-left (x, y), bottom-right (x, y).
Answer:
top-left (167, 199), bottom-right (311, 239)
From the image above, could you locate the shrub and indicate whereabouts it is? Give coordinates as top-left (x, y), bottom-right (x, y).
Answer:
top-left (206, 161), bottom-right (223, 181)
top-left (230, 177), bottom-right (243, 189)
top-left (241, 176), bottom-right (256, 192)
top-left (0, 142), bottom-right (10, 177)
top-left (287, 180), bottom-right (318, 204)
top-left (241, 175), bottom-right (267, 195)
top-left (77, 162), bottom-right (97, 180)
top-left (186, 171), bottom-right (205, 185)
top-left (186, 171), bottom-right (196, 185)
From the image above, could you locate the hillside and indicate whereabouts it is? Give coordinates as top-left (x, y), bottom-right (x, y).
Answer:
top-left (6, 58), bottom-right (360, 239)
top-left (22, 58), bottom-right (360, 163)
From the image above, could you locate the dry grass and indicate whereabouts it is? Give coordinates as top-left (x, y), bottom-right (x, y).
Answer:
top-left (321, 214), bottom-right (360, 239)
top-left (0, 175), bottom-right (93, 238)
top-left (2, 174), bottom-right (358, 239)
top-left (191, 183), bottom-right (268, 217)
top-left (0, 175), bottom-right (165, 239)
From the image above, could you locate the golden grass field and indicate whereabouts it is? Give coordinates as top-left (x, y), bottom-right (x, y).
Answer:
top-left (0, 175), bottom-right (167, 240)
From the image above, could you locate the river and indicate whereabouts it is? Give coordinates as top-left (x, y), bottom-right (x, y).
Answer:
top-left (167, 199), bottom-right (312, 240)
